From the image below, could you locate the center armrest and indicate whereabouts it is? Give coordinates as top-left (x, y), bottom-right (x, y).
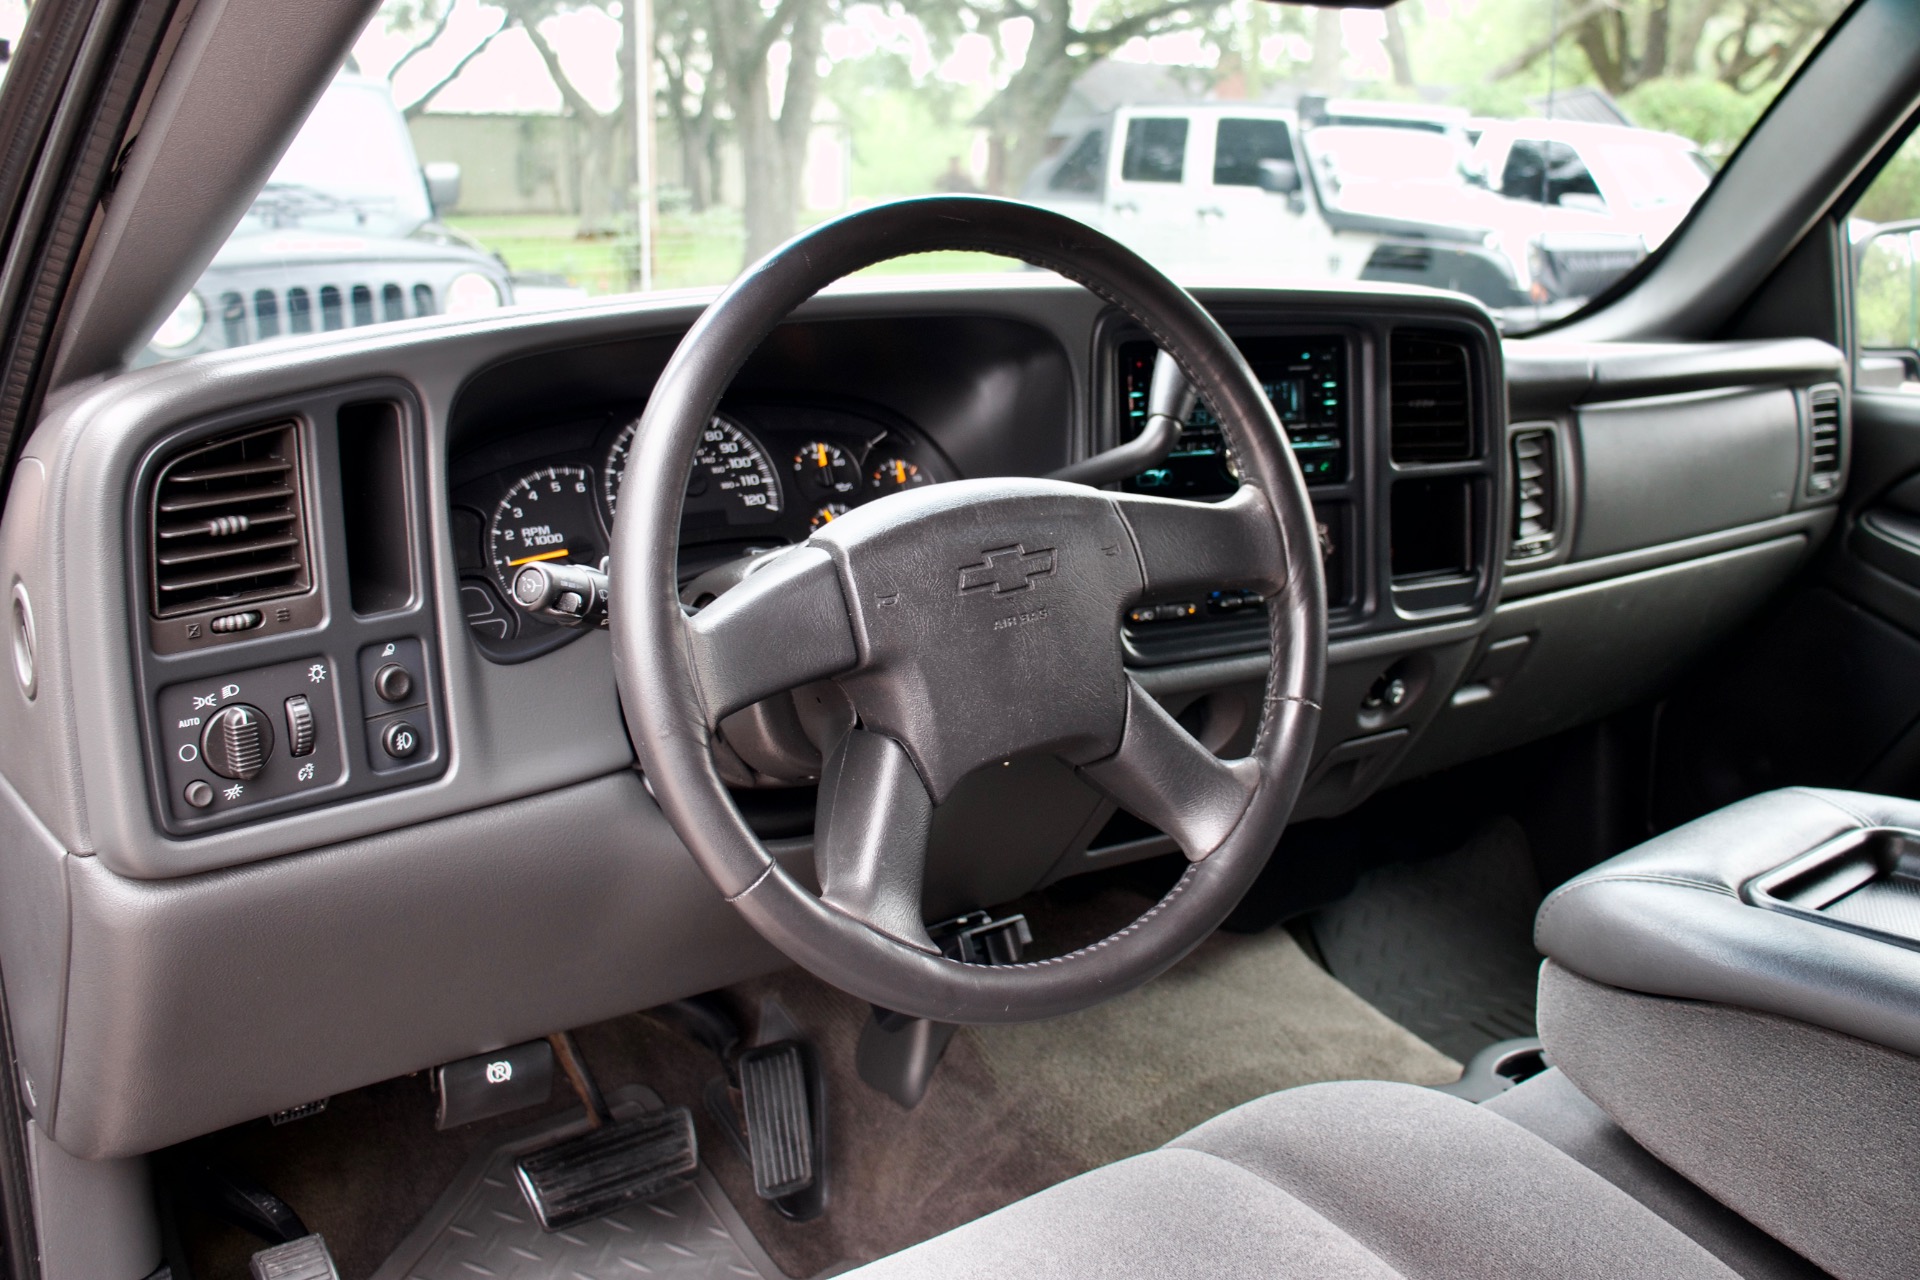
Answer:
top-left (1536, 786), bottom-right (1920, 1058)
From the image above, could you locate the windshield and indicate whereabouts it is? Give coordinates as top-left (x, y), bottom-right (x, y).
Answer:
top-left (142, 0), bottom-right (1848, 360)
top-left (1308, 126), bottom-right (1474, 188)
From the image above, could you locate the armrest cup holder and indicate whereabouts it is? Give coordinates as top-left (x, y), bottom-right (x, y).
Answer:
top-left (1746, 826), bottom-right (1920, 951)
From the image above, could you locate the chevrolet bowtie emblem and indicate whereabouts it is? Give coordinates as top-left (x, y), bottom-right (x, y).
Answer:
top-left (958, 544), bottom-right (1057, 596)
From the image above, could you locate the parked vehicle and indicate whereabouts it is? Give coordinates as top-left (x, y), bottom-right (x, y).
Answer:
top-left (1305, 123), bottom-right (1648, 307)
top-left (145, 71), bottom-right (512, 361)
top-left (1023, 103), bottom-right (1536, 308)
top-left (1471, 118), bottom-right (1715, 250)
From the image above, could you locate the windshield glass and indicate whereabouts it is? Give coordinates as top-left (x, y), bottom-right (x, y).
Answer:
top-left (1308, 126), bottom-right (1473, 188)
top-left (141, 0), bottom-right (1848, 361)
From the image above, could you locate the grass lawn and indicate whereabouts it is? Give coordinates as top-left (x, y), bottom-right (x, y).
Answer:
top-left (449, 208), bottom-right (1018, 296)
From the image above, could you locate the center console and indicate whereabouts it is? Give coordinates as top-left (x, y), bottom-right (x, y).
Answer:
top-left (1534, 787), bottom-right (1920, 1279)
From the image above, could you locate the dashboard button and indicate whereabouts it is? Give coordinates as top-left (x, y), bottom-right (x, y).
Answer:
top-left (183, 780), bottom-right (214, 809)
top-left (373, 663), bottom-right (413, 703)
top-left (382, 721), bottom-right (422, 760)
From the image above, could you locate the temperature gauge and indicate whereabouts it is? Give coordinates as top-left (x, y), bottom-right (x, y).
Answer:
top-left (809, 503), bottom-right (852, 529)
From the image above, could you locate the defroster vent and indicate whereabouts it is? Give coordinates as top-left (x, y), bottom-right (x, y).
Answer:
top-left (150, 423), bottom-right (311, 617)
top-left (1806, 384), bottom-right (1842, 497)
top-left (1390, 333), bottom-right (1474, 463)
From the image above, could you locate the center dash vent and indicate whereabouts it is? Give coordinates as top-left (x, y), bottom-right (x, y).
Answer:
top-left (150, 423), bottom-right (311, 617)
top-left (1390, 333), bottom-right (1474, 463)
top-left (1510, 426), bottom-right (1558, 560)
top-left (1806, 383), bottom-right (1843, 497)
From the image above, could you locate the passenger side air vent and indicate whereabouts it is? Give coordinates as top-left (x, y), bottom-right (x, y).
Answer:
top-left (150, 423), bottom-right (311, 617)
top-left (1389, 333), bottom-right (1474, 463)
top-left (1509, 426), bottom-right (1558, 560)
top-left (1806, 383), bottom-right (1843, 498)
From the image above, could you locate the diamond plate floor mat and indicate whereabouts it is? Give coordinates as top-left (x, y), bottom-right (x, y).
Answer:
top-left (371, 1086), bottom-right (787, 1280)
top-left (1308, 816), bottom-right (1544, 1063)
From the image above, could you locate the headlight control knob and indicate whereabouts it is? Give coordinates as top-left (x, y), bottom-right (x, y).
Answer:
top-left (201, 703), bottom-right (274, 780)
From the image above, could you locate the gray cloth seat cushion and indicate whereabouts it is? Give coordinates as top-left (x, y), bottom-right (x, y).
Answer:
top-left (843, 1080), bottom-right (1742, 1278)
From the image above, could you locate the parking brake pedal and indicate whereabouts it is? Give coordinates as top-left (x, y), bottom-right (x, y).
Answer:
top-left (512, 1032), bottom-right (698, 1231)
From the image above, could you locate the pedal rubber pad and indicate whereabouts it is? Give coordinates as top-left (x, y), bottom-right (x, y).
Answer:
top-left (738, 1041), bottom-right (816, 1199)
top-left (514, 1106), bottom-right (698, 1231)
top-left (249, 1234), bottom-right (339, 1280)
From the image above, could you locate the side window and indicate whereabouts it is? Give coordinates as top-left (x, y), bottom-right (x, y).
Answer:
top-left (1213, 119), bottom-right (1294, 187)
top-left (1853, 131), bottom-right (1920, 388)
top-left (1501, 140), bottom-right (1602, 206)
top-left (1120, 118), bottom-right (1189, 184)
top-left (1049, 130), bottom-right (1107, 195)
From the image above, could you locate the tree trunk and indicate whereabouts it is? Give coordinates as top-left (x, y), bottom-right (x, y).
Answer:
top-left (1307, 9), bottom-right (1343, 91)
top-left (1383, 9), bottom-right (1415, 88)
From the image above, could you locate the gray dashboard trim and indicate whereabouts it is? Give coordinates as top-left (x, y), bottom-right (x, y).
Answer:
top-left (46, 769), bottom-right (794, 1160)
top-left (1504, 510), bottom-right (1835, 601)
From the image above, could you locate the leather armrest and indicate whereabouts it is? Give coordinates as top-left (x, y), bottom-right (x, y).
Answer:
top-left (1536, 787), bottom-right (1920, 1058)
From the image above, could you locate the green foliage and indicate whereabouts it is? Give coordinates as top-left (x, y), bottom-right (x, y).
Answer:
top-left (1855, 230), bottom-right (1917, 350)
top-left (1857, 134), bottom-right (1920, 225)
top-left (1620, 77), bottom-right (1762, 154)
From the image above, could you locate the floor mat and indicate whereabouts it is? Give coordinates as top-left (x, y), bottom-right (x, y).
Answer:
top-left (371, 1087), bottom-right (780, 1280)
top-left (1308, 816), bottom-right (1545, 1062)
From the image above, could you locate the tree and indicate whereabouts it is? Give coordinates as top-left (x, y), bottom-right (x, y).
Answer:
top-left (655, 0), bottom-right (725, 211)
top-left (495, 0), bottom-right (625, 236)
top-left (700, 0), bottom-right (829, 261)
top-left (926, 0), bottom-right (1233, 196)
top-left (376, 0), bottom-right (519, 120)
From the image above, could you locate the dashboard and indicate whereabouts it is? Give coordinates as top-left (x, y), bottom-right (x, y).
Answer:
top-left (447, 400), bottom-right (957, 661)
top-left (0, 276), bottom-right (1850, 1163)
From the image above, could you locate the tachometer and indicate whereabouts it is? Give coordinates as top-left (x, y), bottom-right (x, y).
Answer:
top-left (488, 465), bottom-right (604, 595)
top-left (603, 413), bottom-right (782, 526)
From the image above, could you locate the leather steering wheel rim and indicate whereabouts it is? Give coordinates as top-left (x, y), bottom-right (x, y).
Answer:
top-left (612, 196), bottom-right (1326, 1024)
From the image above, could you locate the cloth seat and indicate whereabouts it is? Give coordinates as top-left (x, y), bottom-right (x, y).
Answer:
top-left (843, 1079), bottom-right (1746, 1279)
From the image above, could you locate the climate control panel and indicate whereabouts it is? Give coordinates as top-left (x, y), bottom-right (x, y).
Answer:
top-left (149, 636), bottom-right (444, 833)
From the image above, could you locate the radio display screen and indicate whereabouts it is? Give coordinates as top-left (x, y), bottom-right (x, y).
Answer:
top-left (1119, 335), bottom-right (1347, 497)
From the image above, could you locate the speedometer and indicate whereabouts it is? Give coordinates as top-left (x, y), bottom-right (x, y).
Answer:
top-left (603, 413), bottom-right (782, 526)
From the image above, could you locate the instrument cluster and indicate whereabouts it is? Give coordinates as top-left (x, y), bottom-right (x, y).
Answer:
top-left (448, 401), bottom-right (956, 662)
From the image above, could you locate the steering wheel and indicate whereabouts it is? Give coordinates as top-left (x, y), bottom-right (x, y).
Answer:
top-left (612, 196), bottom-right (1326, 1024)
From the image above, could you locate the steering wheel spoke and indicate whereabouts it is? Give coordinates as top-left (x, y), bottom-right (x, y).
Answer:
top-left (1079, 680), bottom-right (1259, 861)
top-left (814, 730), bottom-right (939, 953)
top-left (1113, 485), bottom-right (1290, 601)
top-left (684, 546), bottom-right (859, 724)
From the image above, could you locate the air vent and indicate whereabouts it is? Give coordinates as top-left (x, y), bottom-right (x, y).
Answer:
top-left (150, 423), bottom-right (311, 617)
top-left (1806, 384), bottom-right (1843, 497)
top-left (1510, 427), bottom-right (1557, 560)
top-left (1390, 333), bottom-right (1474, 463)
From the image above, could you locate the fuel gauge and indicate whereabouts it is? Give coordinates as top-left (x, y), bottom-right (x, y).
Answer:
top-left (809, 503), bottom-right (852, 530)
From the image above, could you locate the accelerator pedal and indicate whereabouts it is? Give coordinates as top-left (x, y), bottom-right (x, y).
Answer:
top-left (512, 1031), bottom-right (698, 1231)
top-left (737, 1041), bottom-right (818, 1202)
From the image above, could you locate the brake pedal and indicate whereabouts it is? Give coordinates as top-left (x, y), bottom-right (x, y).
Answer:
top-left (514, 1106), bottom-right (698, 1231)
top-left (248, 1233), bottom-right (339, 1280)
top-left (738, 1041), bottom-right (818, 1200)
top-left (512, 1031), bottom-right (699, 1231)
